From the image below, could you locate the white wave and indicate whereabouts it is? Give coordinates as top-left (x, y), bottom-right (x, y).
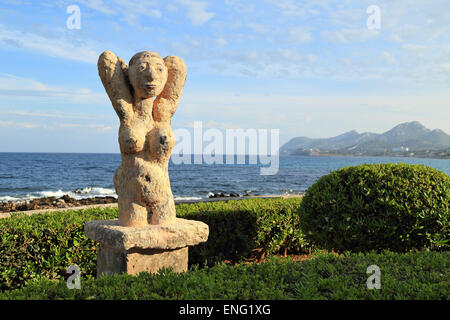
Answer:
top-left (0, 193), bottom-right (42, 202)
top-left (0, 195), bottom-right (25, 202)
top-left (73, 187), bottom-right (93, 194)
top-left (38, 189), bottom-right (66, 198)
top-left (72, 187), bottom-right (116, 197)
top-left (68, 187), bottom-right (117, 200)
top-left (0, 187), bottom-right (118, 202)
top-left (1, 187), bottom-right (206, 203)
top-left (174, 196), bottom-right (203, 201)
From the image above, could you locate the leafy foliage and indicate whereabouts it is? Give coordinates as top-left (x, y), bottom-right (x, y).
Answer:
top-left (1, 251), bottom-right (448, 300)
top-left (0, 208), bottom-right (115, 291)
top-left (176, 198), bottom-right (307, 265)
top-left (298, 163), bottom-right (449, 253)
top-left (0, 198), bottom-right (307, 290)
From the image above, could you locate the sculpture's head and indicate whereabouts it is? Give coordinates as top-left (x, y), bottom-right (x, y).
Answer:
top-left (128, 51), bottom-right (168, 100)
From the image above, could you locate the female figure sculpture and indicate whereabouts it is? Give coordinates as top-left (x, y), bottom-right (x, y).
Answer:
top-left (98, 51), bottom-right (186, 227)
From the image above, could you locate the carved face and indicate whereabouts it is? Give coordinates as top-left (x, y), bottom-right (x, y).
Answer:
top-left (128, 52), bottom-right (168, 100)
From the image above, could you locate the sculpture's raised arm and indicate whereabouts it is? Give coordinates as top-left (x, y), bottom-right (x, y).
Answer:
top-left (153, 56), bottom-right (187, 122)
top-left (98, 51), bottom-right (134, 121)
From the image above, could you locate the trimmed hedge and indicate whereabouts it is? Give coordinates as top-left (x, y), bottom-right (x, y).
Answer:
top-left (298, 163), bottom-right (449, 253)
top-left (0, 198), bottom-right (307, 291)
top-left (1, 251), bottom-right (448, 300)
top-left (176, 198), bottom-right (307, 265)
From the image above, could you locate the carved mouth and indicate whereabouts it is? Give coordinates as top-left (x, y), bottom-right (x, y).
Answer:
top-left (145, 83), bottom-right (158, 89)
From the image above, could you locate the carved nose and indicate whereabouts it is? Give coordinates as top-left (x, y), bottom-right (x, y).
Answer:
top-left (146, 67), bottom-right (157, 81)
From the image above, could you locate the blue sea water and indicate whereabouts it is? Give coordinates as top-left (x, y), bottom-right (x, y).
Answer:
top-left (0, 153), bottom-right (449, 202)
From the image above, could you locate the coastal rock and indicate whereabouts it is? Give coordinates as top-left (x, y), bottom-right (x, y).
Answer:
top-left (0, 196), bottom-right (118, 213)
top-left (208, 192), bottom-right (242, 198)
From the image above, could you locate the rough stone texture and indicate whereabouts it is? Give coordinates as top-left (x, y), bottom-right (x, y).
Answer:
top-left (97, 244), bottom-right (188, 276)
top-left (84, 218), bottom-right (209, 251)
top-left (91, 50), bottom-right (208, 276)
top-left (98, 50), bottom-right (187, 227)
top-left (85, 218), bottom-right (207, 276)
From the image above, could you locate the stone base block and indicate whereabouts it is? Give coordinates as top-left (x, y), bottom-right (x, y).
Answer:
top-left (84, 218), bottom-right (209, 276)
top-left (97, 244), bottom-right (188, 276)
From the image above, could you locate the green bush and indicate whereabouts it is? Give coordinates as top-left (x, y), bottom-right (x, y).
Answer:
top-left (176, 198), bottom-right (307, 265)
top-left (1, 251), bottom-right (448, 300)
top-left (0, 207), bottom-right (116, 291)
top-left (0, 198), bottom-right (307, 290)
top-left (298, 163), bottom-right (449, 253)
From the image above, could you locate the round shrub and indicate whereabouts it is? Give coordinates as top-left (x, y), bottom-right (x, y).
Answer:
top-left (298, 163), bottom-right (449, 253)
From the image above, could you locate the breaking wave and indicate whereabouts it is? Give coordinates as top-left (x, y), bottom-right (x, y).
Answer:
top-left (0, 187), bottom-right (117, 202)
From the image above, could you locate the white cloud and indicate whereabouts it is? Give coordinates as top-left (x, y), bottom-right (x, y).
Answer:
top-left (381, 51), bottom-right (396, 65)
top-left (73, 0), bottom-right (162, 30)
top-left (57, 123), bottom-right (82, 128)
top-left (75, 0), bottom-right (115, 15)
top-left (0, 24), bottom-right (99, 64)
top-left (306, 54), bottom-right (318, 63)
top-left (0, 120), bottom-right (40, 129)
top-left (177, 91), bottom-right (450, 142)
top-left (321, 28), bottom-right (380, 43)
top-left (0, 119), bottom-right (116, 133)
top-left (402, 44), bottom-right (429, 52)
top-left (76, 0), bottom-right (162, 18)
top-left (0, 73), bottom-right (48, 91)
top-left (388, 24), bottom-right (421, 43)
top-left (441, 63), bottom-right (450, 71)
top-left (216, 38), bottom-right (228, 47)
top-left (0, 74), bottom-right (108, 105)
top-left (264, 0), bottom-right (307, 17)
top-left (185, 120), bottom-right (242, 130)
top-left (328, 7), bottom-right (366, 27)
top-left (247, 23), bottom-right (269, 34)
top-left (57, 123), bottom-right (115, 132)
top-left (176, 0), bottom-right (215, 26)
top-left (0, 110), bottom-right (96, 120)
top-left (289, 27), bottom-right (313, 44)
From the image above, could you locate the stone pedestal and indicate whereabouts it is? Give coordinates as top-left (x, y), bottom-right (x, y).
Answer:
top-left (84, 218), bottom-right (209, 276)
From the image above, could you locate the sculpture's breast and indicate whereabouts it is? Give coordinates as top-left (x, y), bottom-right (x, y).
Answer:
top-left (146, 124), bottom-right (175, 161)
top-left (119, 117), bottom-right (150, 154)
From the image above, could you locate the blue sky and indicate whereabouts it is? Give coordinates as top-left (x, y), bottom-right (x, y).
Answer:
top-left (0, 0), bottom-right (449, 153)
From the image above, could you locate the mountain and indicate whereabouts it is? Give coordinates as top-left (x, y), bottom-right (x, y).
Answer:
top-left (280, 130), bottom-right (379, 154)
top-left (281, 121), bottom-right (450, 159)
top-left (380, 121), bottom-right (430, 141)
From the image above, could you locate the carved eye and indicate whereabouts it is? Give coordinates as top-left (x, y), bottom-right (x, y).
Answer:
top-left (138, 64), bottom-right (146, 72)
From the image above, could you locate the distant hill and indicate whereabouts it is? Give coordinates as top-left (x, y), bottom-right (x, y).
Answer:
top-left (280, 121), bottom-right (450, 159)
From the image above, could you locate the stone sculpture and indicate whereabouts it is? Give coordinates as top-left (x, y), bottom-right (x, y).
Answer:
top-left (84, 51), bottom-right (208, 276)
top-left (98, 50), bottom-right (186, 227)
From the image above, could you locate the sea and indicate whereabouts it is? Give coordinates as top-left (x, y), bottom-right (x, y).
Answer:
top-left (0, 153), bottom-right (449, 202)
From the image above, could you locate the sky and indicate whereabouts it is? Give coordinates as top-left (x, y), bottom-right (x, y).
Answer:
top-left (0, 0), bottom-right (449, 153)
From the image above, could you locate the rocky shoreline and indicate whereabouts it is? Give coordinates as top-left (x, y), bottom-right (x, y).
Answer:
top-left (0, 192), bottom-right (261, 213)
top-left (0, 195), bottom-right (118, 213)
